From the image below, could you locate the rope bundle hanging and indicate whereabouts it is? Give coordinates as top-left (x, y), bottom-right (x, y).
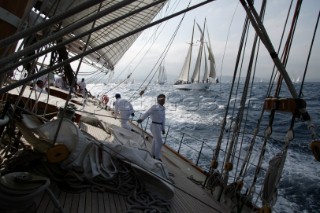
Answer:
top-left (306, 10), bottom-right (320, 161)
top-left (203, 4), bottom-right (252, 190)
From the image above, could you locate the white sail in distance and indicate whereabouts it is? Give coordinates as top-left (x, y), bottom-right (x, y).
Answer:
top-left (176, 21), bottom-right (195, 83)
top-left (174, 19), bottom-right (216, 90)
top-left (197, 22), bottom-right (216, 81)
top-left (177, 45), bottom-right (192, 82)
top-left (191, 21), bottom-right (206, 83)
top-left (158, 65), bottom-right (167, 85)
top-left (206, 28), bottom-right (216, 80)
top-left (202, 50), bottom-right (209, 82)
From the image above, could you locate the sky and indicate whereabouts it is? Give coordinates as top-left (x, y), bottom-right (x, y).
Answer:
top-left (89, 0), bottom-right (320, 83)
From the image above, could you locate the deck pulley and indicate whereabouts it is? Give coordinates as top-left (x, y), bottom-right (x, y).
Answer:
top-left (224, 162), bottom-right (233, 171)
top-left (210, 160), bottom-right (218, 169)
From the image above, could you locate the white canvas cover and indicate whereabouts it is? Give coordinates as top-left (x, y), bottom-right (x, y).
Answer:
top-left (35, 117), bottom-right (174, 200)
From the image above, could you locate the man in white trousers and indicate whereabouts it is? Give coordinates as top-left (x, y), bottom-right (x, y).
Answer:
top-left (114, 93), bottom-right (135, 131)
top-left (137, 94), bottom-right (166, 161)
top-left (77, 78), bottom-right (87, 97)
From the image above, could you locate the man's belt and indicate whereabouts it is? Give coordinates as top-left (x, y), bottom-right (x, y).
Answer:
top-left (152, 121), bottom-right (163, 125)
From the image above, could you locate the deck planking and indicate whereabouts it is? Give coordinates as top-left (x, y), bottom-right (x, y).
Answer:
top-left (78, 191), bottom-right (86, 213)
top-left (33, 165), bottom-right (228, 213)
top-left (70, 193), bottom-right (80, 213)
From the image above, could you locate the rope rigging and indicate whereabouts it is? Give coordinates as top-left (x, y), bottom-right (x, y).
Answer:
top-left (204, 0), bottom-right (318, 211)
top-left (274, 0), bottom-right (302, 97)
top-left (234, 37), bottom-right (263, 183)
top-left (305, 10), bottom-right (320, 159)
top-left (85, 0), bottom-right (184, 96)
top-left (299, 10), bottom-right (320, 98)
top-left (240, 0), bottom-right (299, 99)
top-left (128, 1), bottom-right (192, 102)
top-left (266, 0), bottom-right (294, 97)
top-left (205, 15), bottom-right (251, 186)
top-left (218, 1), bottom-right (240, 91)
top-left (215, 3), bottom-right (269, 209)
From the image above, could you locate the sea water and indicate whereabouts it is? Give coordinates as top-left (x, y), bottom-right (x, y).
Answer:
top-left (87, 81), bottom-right (320, 213)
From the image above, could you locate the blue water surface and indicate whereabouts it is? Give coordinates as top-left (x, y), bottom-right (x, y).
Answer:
top-left (87, 81), bottom-right (320, 213)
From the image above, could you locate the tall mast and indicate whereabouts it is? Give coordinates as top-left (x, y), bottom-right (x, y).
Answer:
top-left (192, 19), bottom-right (206, 83)
top-left (199, 18), bottom-right (206, 83)
top-left (187, 20), bottom-right (196, 82)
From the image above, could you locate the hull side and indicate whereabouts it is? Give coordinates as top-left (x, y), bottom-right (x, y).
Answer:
top-left (174, 82), bottom-right (210, 90)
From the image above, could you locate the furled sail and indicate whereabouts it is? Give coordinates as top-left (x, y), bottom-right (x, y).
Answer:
top-left (35, 0), bottom-right (167, 70)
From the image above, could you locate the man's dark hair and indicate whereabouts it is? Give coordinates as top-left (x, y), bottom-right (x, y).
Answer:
top-left (36, 80), bottom-right (44, 85)
top-left (157, 94), bottom-right (166, 99)
top-left (115, 93), bottom-right (121, 99)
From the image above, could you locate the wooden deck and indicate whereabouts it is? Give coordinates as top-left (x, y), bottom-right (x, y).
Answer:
top-left (3, 86), bottom-right (229, 213)
top-left (32, 155), bottom-right (228, 213)
top-left (35, 185), bottom-right (134, 213)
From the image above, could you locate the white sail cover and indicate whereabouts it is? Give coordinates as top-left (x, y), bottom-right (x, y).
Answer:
top-left (38, 0), bottom-right (166, 70)
top-left (34, 118), bottom-right (174, 200)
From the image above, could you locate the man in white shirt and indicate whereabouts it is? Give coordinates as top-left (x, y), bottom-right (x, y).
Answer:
top-left (77, 78), bottom-right (87, 97)
top-left (34, 80), bottom-right (47, 93)
top-left (114, 93), bottom-right (135, 130)
top-left (33, 80), bottom-right (47, 99)
top-left (55, 74), bottom-right (68, 90)
top-left (34, 80), bottom-right (43, 91)
top-left (137, 94), bottom-right (166, 161)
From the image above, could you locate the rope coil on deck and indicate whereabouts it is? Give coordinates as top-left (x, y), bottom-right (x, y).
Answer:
top-left (205, 171), bottom-right (224, 191)
top-left (1, 148), bottom-right (171, 212)
top-left (0, 171), bottom-right (63, 213)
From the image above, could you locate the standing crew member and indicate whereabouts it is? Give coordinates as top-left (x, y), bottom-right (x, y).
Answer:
top-left (34, 80), bottom-right (45, 93)
top-left (114, 93), bottom-right (135, 131)
top-left (137, 94), bottom-right (166, 161)
top-left (77, 78), bottom-right (87, 97)
top-left (55, 74), bottom-right (69, 90)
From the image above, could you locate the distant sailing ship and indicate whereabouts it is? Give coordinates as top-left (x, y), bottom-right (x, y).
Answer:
top-left (157, 64), bottom-right (167, 85)
top-left (174, 19), bottom-right (217, 90)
